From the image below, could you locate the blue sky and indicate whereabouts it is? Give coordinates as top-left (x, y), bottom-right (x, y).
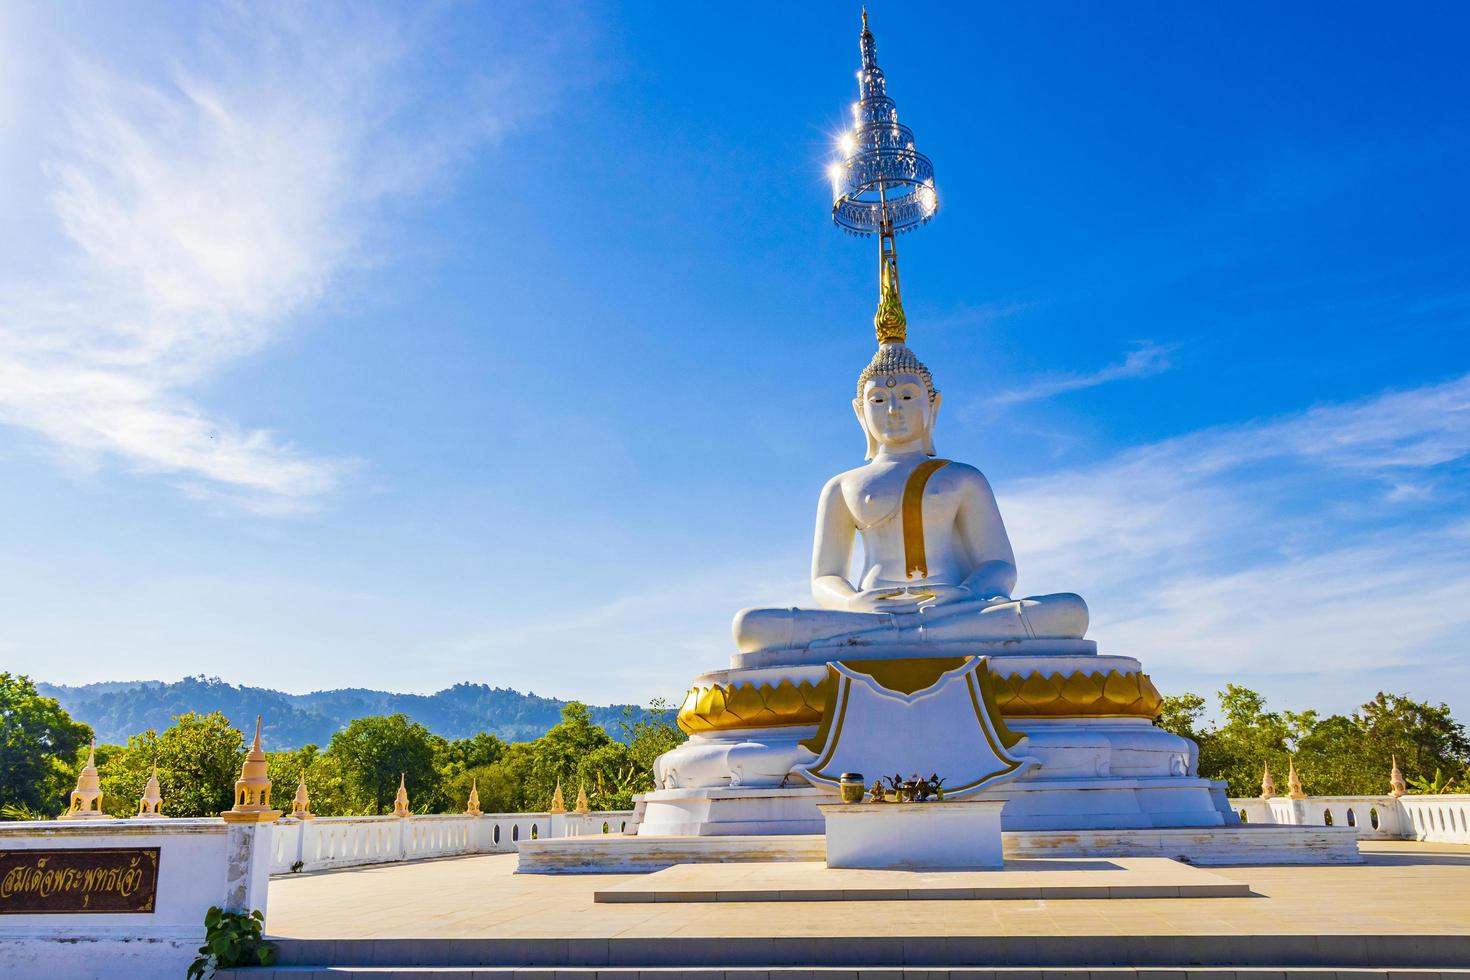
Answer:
top-left (1, 2), bottom-right (1467, 717)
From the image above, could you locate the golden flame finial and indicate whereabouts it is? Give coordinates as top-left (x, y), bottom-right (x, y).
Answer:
top-left (861, 7), bottom-right (868, 32)
top-left (874, 253), bottom-right (907, 344)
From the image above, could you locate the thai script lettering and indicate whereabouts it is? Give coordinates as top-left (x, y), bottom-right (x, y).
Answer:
top-left (0, 848), bottom-right (158, 914)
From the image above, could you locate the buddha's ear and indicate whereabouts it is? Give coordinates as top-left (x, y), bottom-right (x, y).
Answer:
top-left (853, 398), bottom-right (878, 460)
top-left (923, 392), bottom-right (943, 457)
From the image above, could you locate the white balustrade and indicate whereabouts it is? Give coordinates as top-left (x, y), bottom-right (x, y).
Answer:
top-left (1399, 794), bottom-right (1470, 844)
top-left (1230, 794), bottom-right (1421, 840)
top-left (269, 810), bottom-right (636, 875)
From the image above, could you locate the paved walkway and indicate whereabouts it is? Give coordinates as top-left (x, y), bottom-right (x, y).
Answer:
top-left (264, 840), bottom-right (1470, 941)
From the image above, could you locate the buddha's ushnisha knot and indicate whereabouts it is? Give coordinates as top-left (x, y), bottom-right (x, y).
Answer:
top-left (856, 343), bottom-right (937, 403)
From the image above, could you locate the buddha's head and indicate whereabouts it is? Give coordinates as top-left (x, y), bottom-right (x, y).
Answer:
top-left (853, 343), bottom-right (941, 459)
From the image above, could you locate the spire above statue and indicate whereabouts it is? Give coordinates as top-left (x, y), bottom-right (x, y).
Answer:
top-left (729, 10), bottom-right (1085, 659)
top-left (829, 8), bottom-right (938, 346)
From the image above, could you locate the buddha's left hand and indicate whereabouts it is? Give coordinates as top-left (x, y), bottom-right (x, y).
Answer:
top-left (850, 583), bottom-right (971, 614)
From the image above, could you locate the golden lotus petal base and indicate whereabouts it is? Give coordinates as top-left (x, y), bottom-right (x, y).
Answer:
top-left (990, 669), bottom-right (1163, 719)
top-left (678, 679), bottom-right (829, 735)
top-left (677, 668), bottom-right (1162, 735)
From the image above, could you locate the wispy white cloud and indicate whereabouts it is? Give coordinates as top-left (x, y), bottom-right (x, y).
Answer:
top-left (0, 4), bottom-right (564, 512)
top-left (987, 341), bottom-right (1176, 406)
top-left (1001, 372), bottom-right (1470, 706)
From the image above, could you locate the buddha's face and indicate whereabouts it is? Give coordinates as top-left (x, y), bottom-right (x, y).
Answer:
top-left (856, 373), bottom-right (937, 455)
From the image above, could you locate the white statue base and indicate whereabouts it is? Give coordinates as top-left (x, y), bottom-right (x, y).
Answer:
top-left (634, 785), bottom-right (829, 837)
top-left (821, 800), bottom-right (1006, 869)
top-left (641, 646), bottom-right (1235, 837)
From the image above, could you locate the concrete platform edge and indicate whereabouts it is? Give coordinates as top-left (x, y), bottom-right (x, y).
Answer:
top-left (266, 934), bottom-right (1470, 969)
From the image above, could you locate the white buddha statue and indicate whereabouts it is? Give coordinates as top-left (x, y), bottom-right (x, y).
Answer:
top-left (733, 342), bottom-right (1088, 655)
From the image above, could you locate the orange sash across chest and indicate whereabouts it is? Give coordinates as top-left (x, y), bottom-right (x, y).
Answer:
top-left (902, 459), bottom-right (950, 579)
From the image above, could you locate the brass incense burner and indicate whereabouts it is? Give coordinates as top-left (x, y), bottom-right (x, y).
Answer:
top-left (866, 772), bottom-right (945, 803)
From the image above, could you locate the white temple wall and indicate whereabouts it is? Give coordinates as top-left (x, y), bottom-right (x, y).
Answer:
top-left (0, 818), bottom-right (272, 980)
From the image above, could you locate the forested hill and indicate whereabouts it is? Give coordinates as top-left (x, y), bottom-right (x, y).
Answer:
top-left (37, 676), bottom-right (660, 748)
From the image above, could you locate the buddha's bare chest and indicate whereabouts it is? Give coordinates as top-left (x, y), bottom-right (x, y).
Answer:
top-left (841, 463), bottom-right (958, 529)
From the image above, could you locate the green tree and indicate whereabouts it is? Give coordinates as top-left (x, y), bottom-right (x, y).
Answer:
top-left (437, 732), bottom-right (508, 813)
top-left (519, 702), bottom-right (614, 810)
top-left (97, 712), bottom-right (246, 817)
top-left (1156, 692), bottom-right (1207, 744)
top-left (266, 743), bottom-right (352, 816)
top-left (449, 701), bottom-right (678, 814)
top-left (1356, 692), bottom-right (1470, 790)
top-left (1197, 685), bottom-right (1291, 797)
top-left (1156, 686), bottom-right (1291, 797)
top-left (0, 673), bottom-right (93, 818)
top-left (326, 714), bottom-right (442, 814)
top-left (1157, 686), bottom-right (1470, 797)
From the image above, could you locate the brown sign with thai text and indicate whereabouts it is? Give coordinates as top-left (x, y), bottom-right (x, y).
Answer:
top-left (0, 847), bottom-right (159, 914)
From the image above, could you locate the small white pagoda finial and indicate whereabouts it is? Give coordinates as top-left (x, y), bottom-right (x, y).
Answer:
top-left (1287, 757), bottom-right (1307, 800)
top-left (466, 778), bottom-right (482, 816)
top-left (574, 780), bottom-right (591, 814)
top-left (135, 762), bottom-right (165, 818)
top-left (393, 773), bottom-right (410, 817)
top-left (223, 714), bottom-right (281, 823)
top-left (1389, 754), bottom-right (1408, 798)
top-left (61, 740), bottom-right (108, 820)
top-left (291, 771), bottom-right (313, 819)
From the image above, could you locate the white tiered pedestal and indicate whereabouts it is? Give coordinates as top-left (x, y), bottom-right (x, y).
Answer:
top-left (821, 800), bottom-right (1007, 869)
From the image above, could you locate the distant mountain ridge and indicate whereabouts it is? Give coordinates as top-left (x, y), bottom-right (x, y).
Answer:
top-left (38, 676), bottom-right (661, 748)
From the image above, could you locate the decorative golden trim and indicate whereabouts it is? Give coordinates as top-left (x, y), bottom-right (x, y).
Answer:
top-left (969, 665), bottom-right (1025, 750)
top-left (840, 656), bottom-right (967, 696)
top-left (678, 667), bottom-right (1163, 734)
top-left (901, 459), bottom-right (948, 579)
top-left (802, 658), bottom-right (1025, 794)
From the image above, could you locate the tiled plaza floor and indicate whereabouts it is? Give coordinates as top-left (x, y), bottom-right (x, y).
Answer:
top-left (264, 841), bottom-right (1470, 941)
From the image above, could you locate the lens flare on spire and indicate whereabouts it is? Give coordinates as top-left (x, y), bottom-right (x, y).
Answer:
top-left (827, 10), bottom-right (939, 346)
top-left (828, 11), bottom-right (938, 237)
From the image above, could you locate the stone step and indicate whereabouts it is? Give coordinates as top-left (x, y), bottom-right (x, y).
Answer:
top-left (591, 857), bottom-right (1251, 903)
top-left (516, 826), bottom-right (1362, 874)
top-left (225, 968), bottom-right (1470, 979)
top-left (243, 936), bottom-right (1470, 973)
